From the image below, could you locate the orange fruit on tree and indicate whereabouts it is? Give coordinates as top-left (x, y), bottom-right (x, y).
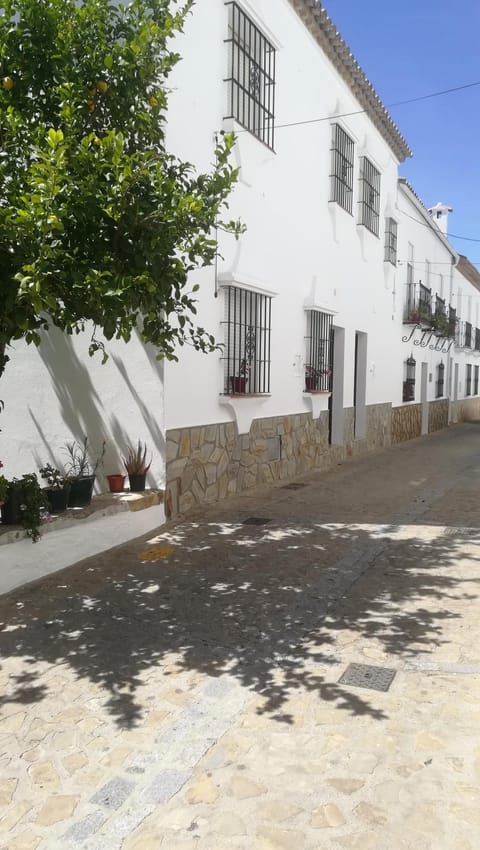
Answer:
top-left (148, 95), bottom-right (158, 108)
top-left (96, 80), bottom-right (108, 95)
top-left (2, 76), bottom-right (13, 91)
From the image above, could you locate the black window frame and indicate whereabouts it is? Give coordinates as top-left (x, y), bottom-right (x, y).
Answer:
top-left (225, 2), bottom-right (276, 151)
top-left (403, 355), bottom-right (416, 402)
top-left (466, 364), bottom-right (472, 396)
top-left (330, 124), bottom-right (355, 214)
top-left (435, 361), bottom-right (445, 399)
top-left (304, 310), bottom-right (333, 392)
top-left (358, 157), bottom-right (381, 236)
top-left (221, 285), bottom-right (272, 395)
top-left (465, 321), bottom-right (473, 349)
top-left (384, 217), bottom-right (397, 265)
top-left (474, 365), bottom-right (479, 395)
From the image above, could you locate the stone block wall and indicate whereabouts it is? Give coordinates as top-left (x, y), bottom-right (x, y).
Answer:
top-left (391, 403), bottom-right (422, 445)
top-left (165, 403), bottom-right (392, 518)
top-left (456, 397), bottom-right (480, 423)
top-left (428, 399), bottom-right (448, 433)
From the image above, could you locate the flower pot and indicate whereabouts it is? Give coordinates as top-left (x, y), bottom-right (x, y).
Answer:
top-left (107, 474), bottom-right (126, 493)
top-left (305, 376), bottom-right (319, 392)
top-left (229, 376), bottom-right (247, 393)
top-left (68, 475), bottom-right (95, 508)
top-left (45, 486), bottom-right (70, 514)
top-left (1, 485), bottom-right (23, 525)
top-left (128, 473), bottom-right (146, 492)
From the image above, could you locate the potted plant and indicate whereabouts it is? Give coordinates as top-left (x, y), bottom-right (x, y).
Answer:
top-left (305, 364), bottom-right (320, 392)
top-left (106, 473), bottom-right (126, 493)
top-left (123, 441), bottom-right (152, 492)
top-left (1, 473), bottom-right (48, 542)
top-left (63, 436), bottom-right (106, 508)
top-left (229, 359), bottom-right (249, 394)
top-left (39, 463), bottom-right (70, 513)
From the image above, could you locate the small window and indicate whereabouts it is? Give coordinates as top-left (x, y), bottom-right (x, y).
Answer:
top-left (403, 355), bottom-right (416, 402)
top-left (221, 286), bottom-right (271, 394)
top-left (304, 311), bottom-right (333, 392)
top-left (359, 157), bottom-right (380, 236)
top-left (384, 218), bottom-right (397, 265)
top-left (475, 328), bottom-right (480, 352)
top-left (435, 362), bottom-right (445, 398)
top-left (225, 2), bottom-right (276, 150)
top-left (474, 365), bottom-right (479, 395)
top-left (465, 321), bottom-right (472, 348)
top-left (466, 364), bottom-right (472, 396)
top-left (330, 124), bottom-right (354, 214)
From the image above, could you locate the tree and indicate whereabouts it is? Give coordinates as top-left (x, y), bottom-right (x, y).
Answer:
top-left (0, 0), bottom-right (240, 378)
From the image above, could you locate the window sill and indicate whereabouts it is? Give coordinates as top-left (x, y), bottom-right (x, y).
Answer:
top-left (223, 393), bottom-right (271, 399)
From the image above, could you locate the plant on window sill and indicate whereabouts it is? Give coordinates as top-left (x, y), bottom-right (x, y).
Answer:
top-left (304, 364), bottom-right (331, 392)
top-left (229, 358), bottom-right (250, 394)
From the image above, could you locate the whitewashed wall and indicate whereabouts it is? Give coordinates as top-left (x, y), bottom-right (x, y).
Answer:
top-left (164, 0), bottom-right (403, 433)
top-left (1, 328), bottom-right (165, 488)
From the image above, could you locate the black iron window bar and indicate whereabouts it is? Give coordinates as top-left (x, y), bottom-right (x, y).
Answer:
top-left (305, 311), bottom-right (333, 392)
top-left (403, 355), bottom-right (416, 402)
top-left (330, 124), bottom-right (354, 214)
top-left (225, 2), bottom-right (276, 150)
top-left (466, 364), bottom-right (472, 396)
top-left (465, 321), bottom-right (472, 349)
top-left (474, 365), bottom-right (479, 396)
top-left (221, 285), bottom-right (271, 395)
top-left (384, 217), bottom-right (397, 265)
top-left (359, 157), bottom-right (380, 236)
top-left (435, 361), bottom-right (445, 398)
top-left (475, 328), bottom-right (480, 351)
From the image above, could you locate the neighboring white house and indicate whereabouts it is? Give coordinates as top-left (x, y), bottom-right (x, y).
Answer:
top-left (2, 0), bottom-right (480, 521)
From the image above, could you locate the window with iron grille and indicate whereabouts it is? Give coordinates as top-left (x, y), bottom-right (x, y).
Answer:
top-left (403, 355), bottom-right (416, 402)
top-left (330, 124), bottom-right (354, 214)
top-left (435, 362), bottom-right (445, 398)
top-left (466, 364), bottom-right (472, 396)
top-left (465, 321), bottom-right (472, 348)
top-left (384, 217), bottom-right (397, 265)
top-left (358, 157), bottom-right (380, 236)
top-left (304, 311), bottom-right (333, 392)
top-left (475, 328), bottom-right (480, 351)
top-left (221, 286), bottom-right (271, 394)
top-left (475, 365), bottom-right (479, 395)
top-left (225, 2), bottom-right (276, 150)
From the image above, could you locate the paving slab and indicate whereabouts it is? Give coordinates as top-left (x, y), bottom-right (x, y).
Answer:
top-left (1, 424), bottom-right (480, 849)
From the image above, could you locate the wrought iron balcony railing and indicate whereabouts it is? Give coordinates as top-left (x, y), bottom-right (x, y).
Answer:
top-left (448, 307), bottom-right (457, 339)
top-left (465, 321), bottom-right (472, 349)
top-left (475, 328), bottom-right (480, 352)
top-left (404, 282), bottom-right (432, 324)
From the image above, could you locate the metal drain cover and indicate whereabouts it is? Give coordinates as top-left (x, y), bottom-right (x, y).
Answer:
top-left (338, 663), bottom-right (396, 692)
top-left (242, 517), bottom-right (272, 525)
top-left (281, 483), bottom-right (307, 490)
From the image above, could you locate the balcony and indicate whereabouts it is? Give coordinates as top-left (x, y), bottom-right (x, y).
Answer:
top-left (465, 321), bottom-right (473, 349)
top-left (431, 295), bottom-right (449, 337)
top-left (448, 307), bottom-right (457, 340)
top-left (476, 328), bottom-right (480, 352)
top-left (404, 282), bottom-right (432, 324)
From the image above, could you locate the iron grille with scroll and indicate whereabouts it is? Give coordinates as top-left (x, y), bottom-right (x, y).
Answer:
top-left (330, 124), bottom-right (354, 214)
top-left (221, 286), bottom-right (271, 395)
top-left (435, 362), bottom-right (445, 398)
top-left (305, 311), bottom-right (333, 392)
top-left (403, 355), bottom-right (416, 402)
top-left (225, 2), bottom-right (276, 150)
top-left (359, 157), bottom-right (380, 236)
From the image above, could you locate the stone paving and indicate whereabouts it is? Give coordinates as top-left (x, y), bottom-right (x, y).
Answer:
top-left (2, 423), bottom-right (480, 849)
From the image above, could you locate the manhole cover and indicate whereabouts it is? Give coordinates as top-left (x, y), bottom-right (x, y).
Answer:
top-left (281, 483), bottom-right (307, 490)
top-left (242, 517), bottom-right (272, 525)
top-left (338, 663), bottom-right (396, 692)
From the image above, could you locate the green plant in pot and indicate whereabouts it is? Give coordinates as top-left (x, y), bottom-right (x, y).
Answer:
top-left (1, 473), bottom-right (48, 542)
top-left (123, 442), bottom-right (152, 492)
top-left (39, 464), bottom-right (70, 514)
top-left (0, 461), bottom-right (8, 506)
top-left (63, 436), bottom-right (106, 508)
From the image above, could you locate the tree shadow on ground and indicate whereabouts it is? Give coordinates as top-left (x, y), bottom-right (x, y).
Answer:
top-left (1, 514), bottom-right (477, 728)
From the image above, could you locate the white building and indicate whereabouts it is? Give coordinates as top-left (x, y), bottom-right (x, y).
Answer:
top-left (2, 0), bottom-right (480, 521)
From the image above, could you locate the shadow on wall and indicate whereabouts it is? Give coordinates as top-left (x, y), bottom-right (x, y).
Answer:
top-left (30, 326), bottom-right (164, 487)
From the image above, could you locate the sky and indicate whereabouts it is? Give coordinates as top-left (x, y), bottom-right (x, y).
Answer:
top-left (323, 0), bottom-right (480, 266)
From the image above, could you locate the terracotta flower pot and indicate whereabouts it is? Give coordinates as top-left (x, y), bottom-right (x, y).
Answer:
top-left (107, 474), bottom-right (126, 493)
top-left (229, 376), bottom-right (247, 393)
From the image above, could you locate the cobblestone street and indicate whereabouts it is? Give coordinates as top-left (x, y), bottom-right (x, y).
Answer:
top-left (2, 424), bottom-right (480, 849)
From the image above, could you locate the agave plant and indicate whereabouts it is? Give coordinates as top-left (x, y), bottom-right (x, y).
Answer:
top-left (122, 441), bottom-right (152, 475)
